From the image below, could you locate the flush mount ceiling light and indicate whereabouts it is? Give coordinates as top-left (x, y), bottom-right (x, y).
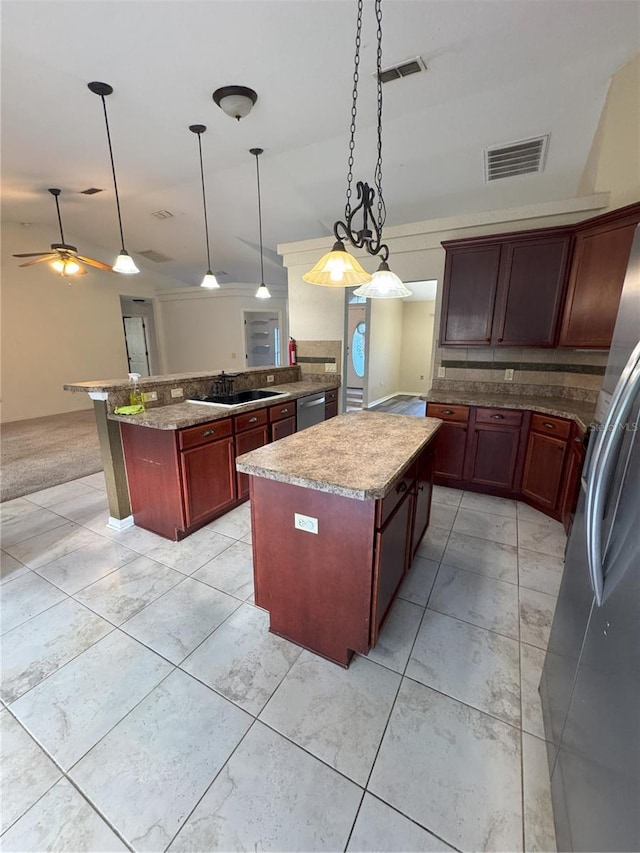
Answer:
top-left (88, 81), bottom-right (139, 274)
top-left (12, 188), bottom-right (112, 278)
top-left (250, 148), bottom-right (271, 300)
top-left (303, 0), bottom-right (410, 298)
top-left (212, 86), bottom-right (258, 121)
top-left (189, 124), bottom-right (220, 289)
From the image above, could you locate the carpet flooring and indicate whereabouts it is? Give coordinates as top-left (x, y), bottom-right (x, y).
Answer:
top-left (1, 410), bottom-right (103, 502)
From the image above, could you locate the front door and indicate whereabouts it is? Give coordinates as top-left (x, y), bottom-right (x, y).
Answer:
top-left (123, 316), bottom-right (150, 376)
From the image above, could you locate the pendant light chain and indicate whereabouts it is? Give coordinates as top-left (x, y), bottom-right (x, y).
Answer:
top-left (195, 132), bottom-right (213, 272)
top-left (345, 0), bottom-right (364, 219)
top-left (375, 0), bottom-right (386, 232)
top-left (98, 94), bottom-right (127, 251)
top-left (254, 152), bottom-right (265, 284)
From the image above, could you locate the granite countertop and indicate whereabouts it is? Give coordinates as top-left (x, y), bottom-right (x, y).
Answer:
top-left (423, 389), bottom-right (595, 432)
top-left (235, 411), bottom-right (442, 500)
top-left (64, 366), bottom-right (299, 394)
top-left (107, 378), bottom-right (340, 430)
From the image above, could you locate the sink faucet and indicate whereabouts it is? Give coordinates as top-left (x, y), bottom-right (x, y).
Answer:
top-left (212, 371), bottom-right (235, 397)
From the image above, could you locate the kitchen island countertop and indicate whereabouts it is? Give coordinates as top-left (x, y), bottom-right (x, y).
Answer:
top-left (236, 411), bottom-right (441, 500)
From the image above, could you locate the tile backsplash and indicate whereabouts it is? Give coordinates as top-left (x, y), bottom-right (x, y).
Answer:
top-left (295, 340), bottom-right (342, 376)
top-left (433, 346), bottom-right (607, 402)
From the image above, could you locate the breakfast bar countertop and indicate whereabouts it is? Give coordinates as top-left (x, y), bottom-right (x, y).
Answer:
top-left (235, 411), bottom-right (442, 500)
top-left (423, 388), bottom-right (596, 432)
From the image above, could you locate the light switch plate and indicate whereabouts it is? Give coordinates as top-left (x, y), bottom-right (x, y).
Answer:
top-left (294, 513), bottom-right (318, 534)
top-left (267, 374), bottom-right (275, 383)
top-left (438, 366), bottom-right (446, 378)
top-left (325, 363), bottom-right (337, 372)
top-left (504, 368), bottom-right (514, 381)
top-left (171, 388), bottom-right (183, 398)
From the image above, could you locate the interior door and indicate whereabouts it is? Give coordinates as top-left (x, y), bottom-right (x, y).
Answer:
top-left (347, 304), bottom-right (366, 389)
top-left (123, 316), bottom-right (150, 376)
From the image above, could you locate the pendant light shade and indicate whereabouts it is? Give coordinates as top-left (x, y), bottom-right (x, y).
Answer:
top-left (250, 148), bottom-right (271, 300)
top-left (88, 82), bottom-right (139, 275)
top-left (303, 240), bottom-right (372, 287)
top-left (353, 260), bottom-right (412, 298)
top-left (189, 124), bottom-right (220, 290)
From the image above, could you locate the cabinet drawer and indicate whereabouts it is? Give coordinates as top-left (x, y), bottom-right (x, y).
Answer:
top-left (530, 413), bottom-right (571, 439)
top-left (234, 408), bottom-right (268, 433)
top-left (178, 418), bottom-right (232, 450)
top-left (475, 407), bottom-right (523, 427)
top-left (376, 469), bottom-right (415, 528)
top-left (325, 388), bottom-right (338, 404)
top-left (426, 403), bottom-right (470, 423)
top-left (268, 401), bottom-right (297, 423)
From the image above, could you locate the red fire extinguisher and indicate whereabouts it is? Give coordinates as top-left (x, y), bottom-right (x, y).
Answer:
top-left (288, 337), bottom-right (297, 366)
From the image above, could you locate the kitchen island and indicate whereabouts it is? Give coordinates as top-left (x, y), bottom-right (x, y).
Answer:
top-left (236, 411), bottom-right (441, 666)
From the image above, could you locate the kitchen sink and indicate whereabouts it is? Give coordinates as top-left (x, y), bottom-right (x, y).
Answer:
top-left (187, 389), bottom-right (289, 408)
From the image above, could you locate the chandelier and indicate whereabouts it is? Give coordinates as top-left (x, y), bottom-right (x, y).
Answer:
top-left (303, 0), bottom-right (411, 298)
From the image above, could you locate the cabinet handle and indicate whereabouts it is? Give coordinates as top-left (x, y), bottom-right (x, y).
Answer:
top-left (280, 408), bottom-right (289, 414)
top-left (575, 436), bottom-right (583, 443)
top-left (490, 413), bottom-right (505, 419)
top-left (497, 337), bottom-right (504, 342)
top-left (248, 417), bottom-right (258, 423)
top-left (441, 409), bottom-right (454, 415)
top-left (396, 481), bottom-right (408, 494)
top-left (543, 421), bottom-right (555, 429)
top-left (485, 337), bottom-right (491, 342)
top-left (202, 429), bottom-right (216, 437)
top-left (417, 485), bottom-right (425, 492)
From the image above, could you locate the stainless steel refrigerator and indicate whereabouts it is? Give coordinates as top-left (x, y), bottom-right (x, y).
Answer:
top-left (540, 225), bottom-right (640, 851)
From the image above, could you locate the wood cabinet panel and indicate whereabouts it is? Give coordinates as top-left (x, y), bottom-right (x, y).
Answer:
top-left (559, 221), bottom-right (636, 348)
top-left (440, 244), bottom-right (501, 345)
top-left (235, 425), bottom-right (270, 500)
top-left (530, 413), bottom-right (572, 440)
top-left (464, 424), bottom-right (521, 490)
top-left (411, 449), bottom-right (435, 559)
top-left (268, 401), bottom-right (296, 423)
top-left (475, 407), bottom-right (523, 427)
top-left (271, 416), bottom-right (296, 442)
top-left (433, 422), bottom-right (468, 481)
top-left (426, 403), bottom-right (469, 422)
top-left (325, 400), bottom-right (338, 419)
top-left (372, 493), bottom-right (413, 641)
top-left (178, 418), bottom-right (232, 450)
top-left (560, 434), bottom-right (586, 533)
top-left (521, 431), bottom-right (568, 511)
top-left (494, 236), bottom-right (570, 346)
top-left (234, 409), bottom-right (268, 433)
top-left (181, 436), bottom-right (236, 527)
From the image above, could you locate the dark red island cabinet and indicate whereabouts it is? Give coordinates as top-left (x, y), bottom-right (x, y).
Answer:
top-left (248, 442), bottom-right (435, 667)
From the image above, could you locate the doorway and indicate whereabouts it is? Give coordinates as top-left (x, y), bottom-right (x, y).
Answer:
top-left (120, 297), bottom-right (159, 376)
top-left (344, 292), bottom-right (369, 411)
top-left (244, 310), bottom-right (282, 368)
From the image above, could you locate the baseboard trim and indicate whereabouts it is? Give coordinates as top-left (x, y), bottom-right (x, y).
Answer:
top-left (107, 515), bottom-right (134, 531)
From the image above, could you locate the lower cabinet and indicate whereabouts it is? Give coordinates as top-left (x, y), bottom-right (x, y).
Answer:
top-left (235, 424), bottom-right (270, 500)
top-left (181, 437), bottom-right (236, 527)
top-left (464, 409), bottom-right (523, 491)
top-left (373, 492), bottom-right (413, 636)
top-left (411, 447), bottom-right (435, 559)
top-left (268, 399), bottom-right (297, 443)
top-left (559, 428), bottom-right (586, 533)
top-left (427, 404), bottom-right (469, 481)
top-left (271, 417), bottom-right (296, 442)
top-left (325, 388), bottom-right (338, 419)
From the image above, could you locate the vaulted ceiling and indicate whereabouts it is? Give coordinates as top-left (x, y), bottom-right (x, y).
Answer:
top-left (2, 0), bottom-right (638, 289)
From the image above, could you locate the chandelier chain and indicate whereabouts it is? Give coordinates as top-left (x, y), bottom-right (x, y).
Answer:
top-left (375, 0), bottom-right (386, 231)
top-left (345, 0), bottom-right (364, 219)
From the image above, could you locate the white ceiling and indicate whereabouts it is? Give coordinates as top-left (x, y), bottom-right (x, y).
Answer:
top-left (2, 0), bottom-right (638, 289)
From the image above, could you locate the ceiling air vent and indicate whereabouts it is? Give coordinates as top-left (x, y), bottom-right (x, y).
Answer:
top-left (484, 135), bottom-right (549, 182)
top-left (80, 187), bottom-right (103, 195)
top-left (138, 249), bottom-right (173, 263)
top-left (151, 209), bottom-right (174, 219)
top-left (377, 56), bottom-right (426, 84)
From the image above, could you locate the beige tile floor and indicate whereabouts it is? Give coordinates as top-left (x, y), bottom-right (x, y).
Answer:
top-left (0, 474), bottom-right (562, 852)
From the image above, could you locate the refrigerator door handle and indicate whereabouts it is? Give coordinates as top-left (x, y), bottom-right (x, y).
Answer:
top-left (586, 341), bottom-right (640, 605)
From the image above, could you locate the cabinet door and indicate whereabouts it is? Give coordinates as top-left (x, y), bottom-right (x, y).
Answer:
top-left (559, 222), bottom-right (636, 347)
top-left (181, 437), bottom-right (236, 527)
top-left (521, 431), bottom-right (568, 511)
top-left (465, 425), bottom-right (521, 490)
top-left (559, 439), bottom-right (585, 532)
top-left (494, 236), bottom-right (570, 346)
top-left (411, 451), bottom-right (434, 559)
top-left (325, 400), bottom-right (338, 419)
top-left (235, 425), bottom-right (270, 500)
top-left (440, 244), bottom-right (501, 345)
top-left (372, 494), bottom-right (412, 641)
top-left (433, 422), bottom-right (468, 481)
top-left (271, 416), bottom-right (296, 442)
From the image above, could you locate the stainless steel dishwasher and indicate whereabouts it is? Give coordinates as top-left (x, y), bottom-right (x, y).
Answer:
top-left (297, 392), bottom-right (326, 430)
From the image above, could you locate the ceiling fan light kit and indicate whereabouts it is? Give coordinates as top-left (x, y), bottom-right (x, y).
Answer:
top-left (303, 0), bottom-right (410, 298)
top-left (88, 81), bottom-right (140, 275)
top-left (250, 147), bottom-right (271, 300)
top-left (189, 124), bottom-right (221, 290)
top-left (213, 86), bottom-right (258, 121)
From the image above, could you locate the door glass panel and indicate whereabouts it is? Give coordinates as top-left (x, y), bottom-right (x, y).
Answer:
top-left (351, 321), bottom-right (366, 378)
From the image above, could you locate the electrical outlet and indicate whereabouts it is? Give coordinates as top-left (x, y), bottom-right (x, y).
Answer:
top-left (143, 391), bottom-right (158, 402)
top-left (267, 374), bottom-right (275, 384)
top-left (171, 388), bottom-right (183, 399)
top-left (504, 368), bottom-right (514, 381)
top-left (231, 352), bottom-right (237, 360)
top-left (294, 513), bottom-right (318, 534)
top-left (438, 366), bottom-right (446, 378)
top-left (324, 363), bottom-right (337, 373)
top-left (419, 374), bottom-right (424, 381)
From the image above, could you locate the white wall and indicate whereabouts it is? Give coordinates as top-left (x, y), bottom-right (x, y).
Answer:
top-left (366, 298), bottom-right (404, 406)
top-left (156, 287), bottom-right (288, 373)
top-left (399, 301), bottom-right (436, 394)
top-left (1, 222), bottom-right (167, 422)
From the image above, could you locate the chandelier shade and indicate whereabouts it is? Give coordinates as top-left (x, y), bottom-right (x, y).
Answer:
top-left (353, 260), bottom-right (412, 298)
top-left (302, 240), bottom-right (371, 287)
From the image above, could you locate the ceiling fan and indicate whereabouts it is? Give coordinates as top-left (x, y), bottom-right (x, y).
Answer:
top-left (13, 188), bottom-right (112, 276)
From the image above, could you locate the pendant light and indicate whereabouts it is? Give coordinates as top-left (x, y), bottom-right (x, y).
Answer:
top-left (88, 82), bottom-right (139, 274)
top-left (189, 124), bottom-right (220, 289)
top-left (250, 148), bottom-right (271, 299)
top-left (303, 0), bottom-right (410, 298)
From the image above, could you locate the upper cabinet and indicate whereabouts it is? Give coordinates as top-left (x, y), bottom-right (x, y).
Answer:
top-left (440, 202), bottom-right (640, 350)
top-left (441, 230), bottom-right (571, 347)
top-left (558, 207), bottom-right (639, 348)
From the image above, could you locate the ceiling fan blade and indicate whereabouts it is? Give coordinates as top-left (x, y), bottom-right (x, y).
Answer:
top-left (13, 252), bottom-right (52, 258)
top-left (76, 255), bottom-right (114, 271)
top-left (18, 255), bottom-right (57, 267)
